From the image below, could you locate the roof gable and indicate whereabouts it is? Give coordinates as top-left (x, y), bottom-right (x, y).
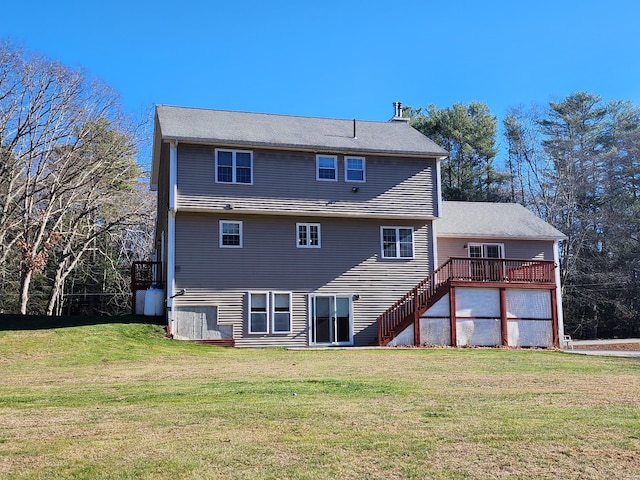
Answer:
top-left (437, 201), bottom-right (566, 241)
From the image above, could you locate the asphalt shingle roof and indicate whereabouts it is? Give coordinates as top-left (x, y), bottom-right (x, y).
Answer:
top-left (154, 105), bottom-right (448, 157)
top-left (437, 201), bottom-right (566, 240)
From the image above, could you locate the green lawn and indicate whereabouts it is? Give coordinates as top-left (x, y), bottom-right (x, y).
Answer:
top-left (0, 322), bottom-right (638, 479)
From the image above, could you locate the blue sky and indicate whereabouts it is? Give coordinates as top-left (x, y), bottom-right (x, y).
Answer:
top-left (4, 0), bottom-right (640, 162)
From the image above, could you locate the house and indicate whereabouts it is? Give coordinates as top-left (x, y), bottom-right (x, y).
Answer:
top-left (147, 104), bottom-right (565, 348)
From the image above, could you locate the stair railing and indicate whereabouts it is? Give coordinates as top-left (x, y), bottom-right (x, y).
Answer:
top-left (377, 259), bottom-right (453, 345)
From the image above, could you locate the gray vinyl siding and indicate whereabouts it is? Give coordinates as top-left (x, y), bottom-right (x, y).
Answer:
top-left (173, 212), bottom-right (433, 347)
top-left (175, 144), bottom-right (438, 218)
top-left (437, 237), bottom-right (555, 267)
top-left (505, 240), bottom-right (554, 260)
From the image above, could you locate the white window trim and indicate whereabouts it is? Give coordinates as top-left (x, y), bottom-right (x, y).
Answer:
top-left (271, 291), bottom-right (292, 334)
top-left (345, 156), bottom-right (366, 183)
top-left (316, 154), bottom-right (338, 181)
top-left (380, 226), bottom-right (415, 259)
top-left (215, 148), bottom-right (254, 185)
top-left (219, 220), bottom-right (243, 248)
top-left (248, 291), bottom-right (269, 334)
top-left (247, 291), bottom-right (292, 335)
top-left (467, 242), bottom-right (505, 258)
top-left (296, 223), bottom-right (321, 248)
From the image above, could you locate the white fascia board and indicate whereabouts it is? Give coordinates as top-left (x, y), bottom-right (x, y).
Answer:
top-left (436, 233), bottom-right (566, 241)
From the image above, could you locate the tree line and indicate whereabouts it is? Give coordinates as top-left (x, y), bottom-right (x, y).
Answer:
top-left (0, 41), bottom-right (155, 316)
top-left (409, 95), bottom-right (640, 338)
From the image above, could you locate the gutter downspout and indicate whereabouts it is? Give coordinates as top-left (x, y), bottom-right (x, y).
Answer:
top-left (553, 239), bottom-right (565, 345)
top-left (431, 158), bottom-right (443, 272)
top-left (167, 140), bottom-right (178, 336)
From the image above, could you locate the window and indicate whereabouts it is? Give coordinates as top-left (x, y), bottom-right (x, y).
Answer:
top-left (216, 149), bottom-right (253, 184)
top-left (248, 292), bottom-right (292, 334)
top-left (381, 227), bottom-right (414, 259)
top-left (220, 221), bottom-right (243, 248)
top-left (468, 243), bottom-right (504, 258)
top-left (297, 223), bottom-right (321, 248)
top-left (345, 157), bottom-right (366, 182)
top-left (272, 293), bottom-right (292, 333)
top-left (316, 155), bottom-right (337, 181)
top-left (249, 292), bottom-right (268, 334)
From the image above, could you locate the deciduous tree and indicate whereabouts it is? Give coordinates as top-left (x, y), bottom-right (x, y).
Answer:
top-left (0, 40), bottom-right (154, 315)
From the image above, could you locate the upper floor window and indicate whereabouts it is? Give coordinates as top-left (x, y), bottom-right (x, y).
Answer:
top-left (316, 155), bottom-right (337, 181)
top-left (220, 221), bottom-right (243, 248)
top-left (345, 157), bottom-right (366, 182)
top-left (216, 149), bottom-right (253, 184)
top-left (381, 227), bottom-right (414, 259)
top-left (297, 223), bottom-right (321, 248)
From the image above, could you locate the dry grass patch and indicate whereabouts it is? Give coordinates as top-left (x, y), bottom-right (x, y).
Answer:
top-left (0, 323), bottom-right (638, 479)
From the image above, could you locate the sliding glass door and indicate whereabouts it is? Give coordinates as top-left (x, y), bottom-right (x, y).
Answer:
top-left (310, 295), bottom-right (352, 346)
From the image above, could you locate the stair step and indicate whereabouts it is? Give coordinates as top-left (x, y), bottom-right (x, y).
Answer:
top-left (195, 339), bottom-right (236, 347)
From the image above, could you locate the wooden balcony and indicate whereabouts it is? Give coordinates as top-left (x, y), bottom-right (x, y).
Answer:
top-left (377, 257), bottom-right (557, 346)
top-left (446, 257), bottom-right (556, 285)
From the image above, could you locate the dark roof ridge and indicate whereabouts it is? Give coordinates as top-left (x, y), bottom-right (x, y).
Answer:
top-left (156, 104), bottom-right (402, 125)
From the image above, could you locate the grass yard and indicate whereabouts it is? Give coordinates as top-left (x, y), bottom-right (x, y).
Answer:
top-left (0, 322), bottom-right (638, 479)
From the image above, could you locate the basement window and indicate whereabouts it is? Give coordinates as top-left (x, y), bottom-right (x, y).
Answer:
top-left (248, 292), bottom-right (292, 334)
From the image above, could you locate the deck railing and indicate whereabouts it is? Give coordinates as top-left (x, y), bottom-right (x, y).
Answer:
top-left (377, 258), bottom-right (556, 345)
top-left (131, 261), bottom-right (163, 314)
top-left (447, 257), bottom-right (556, 284)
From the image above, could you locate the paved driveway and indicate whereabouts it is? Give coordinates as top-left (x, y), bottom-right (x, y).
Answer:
top-left (564, 338), bottom-right (640, 358)
top-left (567, 349), bottom-right (640, 358)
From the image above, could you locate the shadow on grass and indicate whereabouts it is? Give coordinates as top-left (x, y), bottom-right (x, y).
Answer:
top-left (0, 314), bottom-right (165, 331)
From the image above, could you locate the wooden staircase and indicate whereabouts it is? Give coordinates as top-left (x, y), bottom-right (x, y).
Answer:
top-left (377, 261), bottom-right (453, 346)
top-left (376, 257), bottom-right (556, 346)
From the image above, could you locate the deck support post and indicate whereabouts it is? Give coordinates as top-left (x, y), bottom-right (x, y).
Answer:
top-left (449, 286), bottom-right (457, 347)
top-left (550, 287), bottom-right (559, 348)
top-left (500, 287), bottom-right (508, 346)
top-left (413, 286), bottom-right (420, 346)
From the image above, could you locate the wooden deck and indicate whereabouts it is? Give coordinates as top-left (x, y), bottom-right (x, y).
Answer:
top-left (377, 257), bottom-right (557, 346)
